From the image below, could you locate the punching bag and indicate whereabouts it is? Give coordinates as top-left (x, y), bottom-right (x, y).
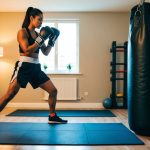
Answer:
top-left (128, 1), bottom-right (150, 136)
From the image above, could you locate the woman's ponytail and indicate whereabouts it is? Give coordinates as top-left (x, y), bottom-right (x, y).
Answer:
top-left (22, 7), bottom-right (42, 28)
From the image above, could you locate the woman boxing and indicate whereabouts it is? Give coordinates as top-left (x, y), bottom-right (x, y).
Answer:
top-left (0, 7), bottom-right (67, 124)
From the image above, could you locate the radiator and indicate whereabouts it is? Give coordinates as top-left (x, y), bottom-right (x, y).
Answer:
top-left (43, 78), bottom-right (78, 100)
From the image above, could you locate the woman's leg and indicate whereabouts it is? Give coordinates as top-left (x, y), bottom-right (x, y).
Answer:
top-left (0, 79), bottom-right (20, 112)
top-left (40, 79), bottom-right (57, 114)
top-left (40, 79), bottom-right (67, 123)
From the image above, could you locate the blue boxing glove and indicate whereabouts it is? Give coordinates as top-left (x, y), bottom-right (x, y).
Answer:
top-left (48, 27), bottom-right (60, 47)
top-left (35, 26), bottom-right (54, 47)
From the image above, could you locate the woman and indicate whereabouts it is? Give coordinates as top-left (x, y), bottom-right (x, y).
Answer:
top-left (0, 7), bottom-right (67, 124)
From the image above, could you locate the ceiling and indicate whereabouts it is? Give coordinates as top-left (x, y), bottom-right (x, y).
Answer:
top-left (0, 0), bottom-right (142, 12)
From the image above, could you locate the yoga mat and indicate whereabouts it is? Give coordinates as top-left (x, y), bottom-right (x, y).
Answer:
top-left (7, 109), bottom-right (116, 117)
top-left (0, 123), bottom-right (144, 145)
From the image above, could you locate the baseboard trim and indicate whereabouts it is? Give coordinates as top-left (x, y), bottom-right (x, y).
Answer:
top-left (7, 102), bottom-right (103, 109)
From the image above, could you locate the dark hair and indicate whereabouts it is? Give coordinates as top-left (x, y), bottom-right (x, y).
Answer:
top-left (22, 7), bottom-right (43, 28)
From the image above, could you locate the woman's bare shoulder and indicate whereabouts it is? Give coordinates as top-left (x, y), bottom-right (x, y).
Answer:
top-left (17, 28), bottom-right (28, 39)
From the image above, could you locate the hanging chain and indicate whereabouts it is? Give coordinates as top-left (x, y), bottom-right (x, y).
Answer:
top-left (135, 0), bottom-right (145, 16)
top-left (138, 0), bottom-right (145, 7)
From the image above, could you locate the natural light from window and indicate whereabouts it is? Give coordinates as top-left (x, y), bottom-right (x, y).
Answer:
top-left (38, 20), bottom-right (79, 74)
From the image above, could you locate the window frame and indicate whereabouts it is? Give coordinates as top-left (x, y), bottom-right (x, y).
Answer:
top-left (40, 19), bottom-right (80, 75)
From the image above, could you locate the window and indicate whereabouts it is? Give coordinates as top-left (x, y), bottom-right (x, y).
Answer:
top-left (38, 19), bottom-right (79, 74)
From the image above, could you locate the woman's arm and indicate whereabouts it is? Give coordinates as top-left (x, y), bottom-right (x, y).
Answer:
top-left (40, 44), bottom-right (52, 56)
top-left (17, 29), bottom-right (39, 55)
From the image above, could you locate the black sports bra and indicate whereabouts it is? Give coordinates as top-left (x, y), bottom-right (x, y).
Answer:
top-left (19, 27), bottom-right (40, 54)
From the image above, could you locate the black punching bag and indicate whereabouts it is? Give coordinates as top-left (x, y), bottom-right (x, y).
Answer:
top-left (128, 2), bottom-right (150, 136)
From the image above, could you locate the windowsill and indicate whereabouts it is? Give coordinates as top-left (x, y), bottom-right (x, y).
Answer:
top-left (49, 73), bottom-right (82, 75)
top-left (43, 71), bottom-right (83, 75)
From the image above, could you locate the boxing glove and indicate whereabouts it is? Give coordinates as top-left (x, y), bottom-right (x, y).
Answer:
top-left (48, 27), bottom-right (60, 47)
top-left (35, 26), bottom-right (54, 47)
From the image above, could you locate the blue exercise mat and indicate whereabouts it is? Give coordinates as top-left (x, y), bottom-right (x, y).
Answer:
top-left (7, 109), bottom-right (116, 117)
top-left (0, 123), bottom-right (144, 145)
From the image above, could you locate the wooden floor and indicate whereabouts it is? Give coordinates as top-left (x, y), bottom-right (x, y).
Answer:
top-left (0, 108), bottom-right (150, 150)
